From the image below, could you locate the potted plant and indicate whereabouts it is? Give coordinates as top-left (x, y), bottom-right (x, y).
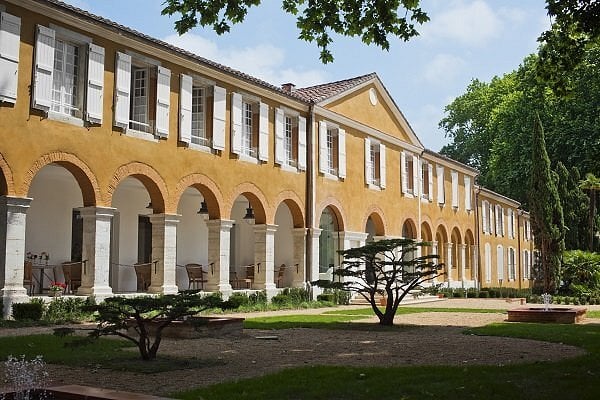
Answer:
top-left (49, 281), bottom-right (66, 296)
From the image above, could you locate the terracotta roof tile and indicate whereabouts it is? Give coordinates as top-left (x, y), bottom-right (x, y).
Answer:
top-left (294, 73), bottom-right (378, 103)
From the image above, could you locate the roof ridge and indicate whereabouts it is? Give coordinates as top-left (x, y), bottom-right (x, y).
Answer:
top-left (294, 72), bottom-right (378, 103)
top-left (297, 72), bottom-right (377, 91)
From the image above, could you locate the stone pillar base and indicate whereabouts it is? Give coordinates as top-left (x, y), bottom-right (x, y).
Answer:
top-left (148, 284), bottom-right (179, 294)
top-left (1, 288), bottom-right (29, 320)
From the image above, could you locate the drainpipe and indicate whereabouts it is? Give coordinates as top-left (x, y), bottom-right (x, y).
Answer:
top-left (517, 209), bottom-right (522, 291)
top-left (474, 185), bottom-right (481, 290)
top-left (305, 103), bottom-right (315, 285)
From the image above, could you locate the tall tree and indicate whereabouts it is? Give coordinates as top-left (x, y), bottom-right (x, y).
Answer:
top-left (161, 0), bottom-right (429, 63)
top-left (556, 163), bottom-right (589, 250)
top-left (529, 114), bottom-right (565, 293)
top-left (579, 173), bottom-right (600, 251)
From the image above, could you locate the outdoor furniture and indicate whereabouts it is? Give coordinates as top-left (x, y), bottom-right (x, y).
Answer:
top-left (133, 262), bottom-right (152, 292)
top-left (61, 261), bottom-right (83, 294)
top-left (185, 263), bottom-right (208, 290)
top-left (276, 264), bottom-right (286, 288)
top-left (230, 265), bottom-right (254, 289)
top-left (23, 261), bottom-right (35, 295)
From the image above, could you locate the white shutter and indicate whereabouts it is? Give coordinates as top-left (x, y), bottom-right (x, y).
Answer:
top-left (464, 175), bottom-right (472, 211)
top-left (231, 92), bottom-right (242, 155)
top-left (318, 121), bottom-right (327, 174)
top-left (155, 66), bottom-right (171, 137)
top-left (451, 170), bottom-right (459, 208)
top-left (274, 107), bottom-right (284, 165)
top-left (338, 128), bottom-right (346, 178)
top-left (364, 137), bottom-right (371, 185)
top-left (482, 201), bottom-right (488, 234)
top-left (412, 155), bottom-right (419, 196)
top-left (179, 73), bottom-right (192, 144)
top-left (379, 143), bottom-right (386, 189)
top-left (258, 101), bottom-right (269, 161)
top-left (490, 203), bottom-right (495, 236)
top-left (298, 116), bottom-right (307, 171)
top-left (85, 43), bottom-right (104, 124)
top-left (495, 205), bottom-right (500, 236)
top-left (32, 25), bottom-right (55, 111)
top-left (436, 165), bottom-right (444, 204)
top-left (401, 152), bottom-right (407, 194)
top-left (212, 85), bottom-right (226, 150)
top-left (114, 51), bottom-right (131, 129)
top-left (507, 209), bottom-right (513, 239)
top-left (427, 163), bottom-right (433, 201)
top-left (0, 12), bottom-right (21, 103)
top-left (497, 246), bottom-right (504, 280)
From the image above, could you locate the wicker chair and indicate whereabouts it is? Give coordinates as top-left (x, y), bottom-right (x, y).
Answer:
top-left (133, 262), bottom-right (152, 292)
top-left (185, 263), bottom-right (208, 290)
top-left (23, 260), bottom-right (35, 295)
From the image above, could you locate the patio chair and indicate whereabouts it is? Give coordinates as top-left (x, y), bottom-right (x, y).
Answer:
top-left (185, 263), bottom-right (208, 290)
top-left (61, 261), bottom-right (83, 294)
top-left (133, 262), bottom-right (152, 292)
top-left (23, 260), bottom-right (35, 295)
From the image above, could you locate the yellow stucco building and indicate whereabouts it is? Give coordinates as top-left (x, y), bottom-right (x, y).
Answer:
top-left (0, 0), bottom-right (534, 316)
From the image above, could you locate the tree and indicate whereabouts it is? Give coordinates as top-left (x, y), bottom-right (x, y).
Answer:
top-left (161, 0), bottom-right (429, 63)
top-left (537, 0), bottom-right (600, 95)
top-left (313, 238), bottom-right (442, 326)
top-left (556, 163), bottom-right (589, 250)
top-left (579, 173), bottom-right (600, 251)
top-left (529, 114), bottom-right (565, 293)
top-left (87, 292), bottom-right (224, 360)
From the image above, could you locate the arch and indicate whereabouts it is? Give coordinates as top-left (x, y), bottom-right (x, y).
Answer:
top-left (316, 197), bottom-right (346, 232)
top-left (361, 205), bottom-right (387, 236)
top-left (173, 174), bottom-right (224, 219)
top-left (464, 229), bottom-right (475, 245)
top-left (402, 218), bottom-right (417, 239)
top-left (22, 152), bottom-right (100, 206)
top-left (0, 153), bottom-right (15, 196)
top-left (228, 182), bottom-right (269, 225)
top-left (420, 221), bottom-right (433, 241)
top-left (107, 162), bottom-right (168, 213)
top-left (451, 226), bottom-right (462, 244)
top-left (435, 224), bottom-right (448, 243)
top-left (273, 190), bottom-right (305, 228)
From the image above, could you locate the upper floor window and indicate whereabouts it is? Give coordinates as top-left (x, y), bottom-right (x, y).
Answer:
top-left (275, 108), bottom-right (306, 170)
top-left (451, 170), bottom-right (459, 209)
top-left (421, 161), bottom-right (432, 200)
top-left (32, 24), bottom-right (104, 124)
top-left (114, 51), bottom-right (170, 138)
top-left (231, 92), bottom-right (268, 161)
top-left (464, 175), bottom-right (472, 211)
top-left (482, 200), bottom-right (493, 234)
top-left (495, 204), bottom-right (505, 237)
top-left (436, 165), bottom-right (445, 204)
top-left (318, 121), bottom-right (346, 178)
top-left (179, 74), bottom-right (226, 151)
top-left (524, 219), bottom-right (532, 241)
top-left (507, 208), bottom-right (515, 239)
top-left (0, 11), bottom-right (21, 104)
top-left (365, 138), bottom-right (386, 188)
top-left (401, 151), bottom-right (417, 196)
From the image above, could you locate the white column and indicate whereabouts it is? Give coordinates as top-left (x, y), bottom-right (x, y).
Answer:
top-left (309, 228), bottom-right (321, 298)
top-left (77, 207), bottom-right (115, 298)
top-left (459, 243), bottom-right (467, 282)
top-left (148, 214), bottom-right (179, 294)
top-left (206, 219), bottom-right (233, 296)
top-left (0, 196), bottom-right (32, 319)
top-left (253, 224), bottom-right (278, 297)
top-left (471, 245), bottom-right (479, 284)
top-left (445, 242), bottom-right (453, 282)
top-left (292, 228), bottom-right (307, 287)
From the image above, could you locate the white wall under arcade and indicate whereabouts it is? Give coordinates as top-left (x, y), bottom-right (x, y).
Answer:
top-left (274, 204), bottom-right (294, 287)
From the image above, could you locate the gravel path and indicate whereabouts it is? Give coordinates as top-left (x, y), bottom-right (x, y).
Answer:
top-left (0, 299), bottom-right (597, 396)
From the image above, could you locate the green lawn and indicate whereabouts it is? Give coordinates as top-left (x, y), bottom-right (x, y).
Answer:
top-left (324, 306), bottom-right (505, 316)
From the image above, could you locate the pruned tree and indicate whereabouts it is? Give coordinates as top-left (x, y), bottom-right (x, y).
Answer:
top-left (313, 238), bottom-right (442, 326)
top-left (87, 292), bottom-right (225, 360)
top-left (161, 0), bottom-right (429, 63)
top-left (529, 114), bottom-right (565, 293)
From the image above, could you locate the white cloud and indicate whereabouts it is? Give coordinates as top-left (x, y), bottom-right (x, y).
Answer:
top-left (421, 0), bottom-right (502, 47)
top-left (163, 33), bottom-right (327, 88)
top-left (421, 54), bottom-right (466, 84)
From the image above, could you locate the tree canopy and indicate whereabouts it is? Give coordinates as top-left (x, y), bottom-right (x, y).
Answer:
top-left (161, 0), bottom-right (429, 63)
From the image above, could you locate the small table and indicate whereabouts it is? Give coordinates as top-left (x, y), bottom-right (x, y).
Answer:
top-left (31, 264), bottom-right (57, 294)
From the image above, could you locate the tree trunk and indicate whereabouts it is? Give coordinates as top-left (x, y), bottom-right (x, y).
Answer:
top-left (590, 190), bottom-right (596, 251)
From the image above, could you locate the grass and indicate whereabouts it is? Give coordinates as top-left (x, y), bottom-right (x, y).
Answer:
top-left (324, 306), bottom-right (505, 316)
top-left (243, 313), bottom-right (373, 330)
top-left (0, 334), bottom-right (223, 373)
top-left (176, 311), bottom-right (600, 400)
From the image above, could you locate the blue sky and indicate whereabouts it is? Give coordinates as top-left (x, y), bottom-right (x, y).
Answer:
top-left (64, 0), bottom-right (549, 151)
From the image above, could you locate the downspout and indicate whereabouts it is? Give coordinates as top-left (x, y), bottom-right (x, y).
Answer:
top-left (474, 185), bottom-right (481, 290)
top-left (517, 210), bottom-right (522, 291)
top-left (305, 103), bottom-right (315, 285)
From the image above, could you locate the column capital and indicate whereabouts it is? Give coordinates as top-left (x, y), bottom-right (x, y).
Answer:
top-left (292, 227), bottom-right (308, 236)
top-left (253, 223), bottom-right (278, 234)
top-left (309, 228), bottom-right (322, 238)
top-left (0, 196), bottom-right (32, 212)
top-left (205, 218), bottom-right (234, 230)
top-left (148, 213), bottom-right (180, 225)
top-left (340, 230), bottom-right (368, 242)
top-left (78, 206), bottom-right (116, 219)
top-left (459, 243), bottom-right (468, 250)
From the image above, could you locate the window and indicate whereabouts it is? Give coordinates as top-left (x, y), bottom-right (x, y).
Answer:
top-left (451, 170), bottom-right (459, 208)
top-left (464, 176), bottom-right (472, 211)
top-left (523, 250), bottom-right (531, 280)
top-left (275, 108), bottom-right (306, 170)
top-left (421, 161), bottom-right (432, 200)
top-left (32, 24), bottom-right (104, 124)
top-left (0, 11), bottom-right (21, 104)
top-left (495, 205), bottom-right (504, 237)
top-left (497, 245), bottom-right (504, 281)
top-left (482, 200), bottom-right (489, 234)
top-left (365, 138), bottom-right (386, 188)
top-left (318, 121), bottom-right (346, 178)
top-left (508, 247), bottom-right (516, 280)
top-left (231, 92), bottom-right (268, 161)
top-left (524, 219), bottom-right (531, 241)
top-left (436, 165), bottom-right (445, 204)
top-left (114, 52), bottom-right (170, 137)
top-left (401, 151), bottom-right (417, 196)
top-left (484, 243), bottom-right (491, 282)
top-left (179, 74), bottom-right (226, 151)
top-left (507, 208), bottom-right (514, 239)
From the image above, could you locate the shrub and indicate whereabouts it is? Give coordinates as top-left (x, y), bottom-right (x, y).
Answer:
top-left (270, 294), bottom-right (290, 306)
top-left (478, 290), bottom-right (489, 298)
top-left (224, 293), bottom-right (250, 309)
top-left (12, 301), bottom-right (44, 321)
top-left (317, 293), bottom-right (334, 302)
top-left (452, 290), bottom-right (465, 298)
top-left (43, 296), bottom-right (95, 323)
top-left (249, 290), bottom-right (267, 305)
top-left (283, 287), bottom-right (311, 304)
